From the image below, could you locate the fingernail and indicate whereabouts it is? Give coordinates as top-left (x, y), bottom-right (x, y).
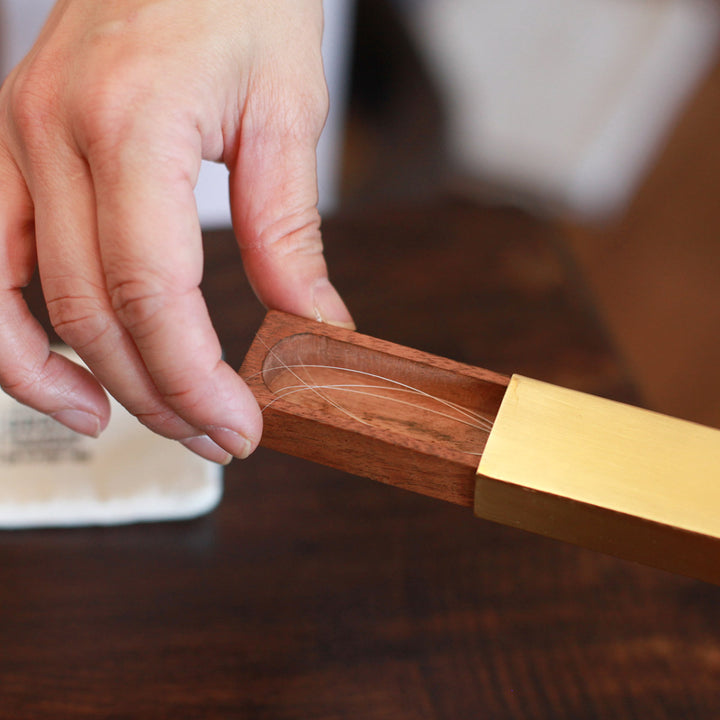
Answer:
top-left (312, 279), bottom-right (356, 330)
top-left (180, 436), bottom-right (233, 465)
top-left (207, 427), bottom-right (253, 460)
top-left (51, 409), bottom-right (102, 438)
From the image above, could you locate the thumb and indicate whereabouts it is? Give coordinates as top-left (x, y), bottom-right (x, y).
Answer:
top-left (230, 98), bottom-right (354, 329)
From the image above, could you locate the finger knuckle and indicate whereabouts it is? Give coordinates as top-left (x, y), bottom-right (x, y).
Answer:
top-left (46, 292), bottom-right (113, 351)
top-left (299, 78), bottom-right (329, 131)
top-left (0, 354), bottom-right (54, 399)
top-left (283, 81), bottom-right (329, 142)
top-left (249, 69), bottom-right (328, 143)
top-left (5, 66), bottom-right (59, 147)
top-left (255, 209), bottom-right (323, 259)
top-left (108, 278), bottom-right (167, 339)
top-left (73, 49), bottom-right (167, 146)
top-left (75, 77), bottom-right (141, 149)
top-left (162, 383), bottom-right (207, 417)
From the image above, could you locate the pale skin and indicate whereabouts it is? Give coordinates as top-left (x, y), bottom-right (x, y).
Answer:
top-left (0, 0), bottom-right (354, 464)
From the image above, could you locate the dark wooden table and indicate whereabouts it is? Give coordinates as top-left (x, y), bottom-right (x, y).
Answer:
top-left (3, 197), bottom-right (720, 719)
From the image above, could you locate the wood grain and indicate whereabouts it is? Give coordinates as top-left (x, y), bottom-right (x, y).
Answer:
top-left (240, 310), bottom-right (508, 507)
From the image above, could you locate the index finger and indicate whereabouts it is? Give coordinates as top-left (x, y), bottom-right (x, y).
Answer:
top-left (80, 114), bottom-right (262, 458)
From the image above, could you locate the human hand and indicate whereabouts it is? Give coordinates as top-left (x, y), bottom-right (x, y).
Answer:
top-left (0, 0), bottom-right (353, 463)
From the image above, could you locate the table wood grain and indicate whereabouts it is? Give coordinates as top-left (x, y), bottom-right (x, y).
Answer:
top-left (3, 198), bottom-right (719, 719)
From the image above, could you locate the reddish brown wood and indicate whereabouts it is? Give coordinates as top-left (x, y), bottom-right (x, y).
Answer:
top-left (240, 311), bottom-right (509, 507)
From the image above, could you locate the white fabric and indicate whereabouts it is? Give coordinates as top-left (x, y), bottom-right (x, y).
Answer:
top-left (0, 348), bottom-right (222, 528)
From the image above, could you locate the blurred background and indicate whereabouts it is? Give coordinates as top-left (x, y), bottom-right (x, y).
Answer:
top-left (2, 0), bottom-right (720, 427)
top-left (340, 0), bottom-right (720, 428)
